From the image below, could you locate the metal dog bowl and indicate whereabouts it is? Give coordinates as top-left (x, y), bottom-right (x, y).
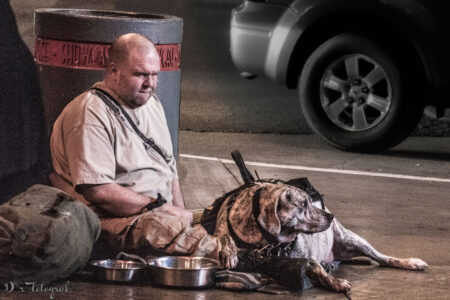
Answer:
top-left (147, 256), bottom-right (220, 288)
top-left (90, 259), bottom-right (148, 282)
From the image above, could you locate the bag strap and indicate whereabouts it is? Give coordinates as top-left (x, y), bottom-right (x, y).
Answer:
top-left (231, 150), bottom-right (255, 185)
top-left (90, 87), bottom-right (172, 164)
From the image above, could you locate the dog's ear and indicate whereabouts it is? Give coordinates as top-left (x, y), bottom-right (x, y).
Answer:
top-left (228, 186), bottom-right (265, 244)
top-left (257, 185), bottom-right (298, 243)
top-left (256, 185), bottom-right (284, 237)
top-left (228, 183), bottom-right (297, 245)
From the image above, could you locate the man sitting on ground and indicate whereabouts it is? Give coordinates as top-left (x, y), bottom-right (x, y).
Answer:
top-left (50, 33), bottom-right (228, 262)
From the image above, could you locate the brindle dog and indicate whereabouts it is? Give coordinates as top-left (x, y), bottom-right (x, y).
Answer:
top-left (208, 151), bottom-right (428, 293)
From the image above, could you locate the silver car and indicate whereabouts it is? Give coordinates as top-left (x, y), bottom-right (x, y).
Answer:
top-left (230, 0), bottom-right (450, 152)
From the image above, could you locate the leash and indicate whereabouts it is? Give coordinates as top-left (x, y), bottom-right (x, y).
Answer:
top-left (90, 87), bottom-right (173, 164)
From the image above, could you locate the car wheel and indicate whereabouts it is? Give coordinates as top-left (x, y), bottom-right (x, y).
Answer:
top-left (299, 33), bottom-right (424, 152)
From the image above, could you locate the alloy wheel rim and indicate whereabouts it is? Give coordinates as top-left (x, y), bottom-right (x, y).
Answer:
top-left (319, 54), bottom-right (392, 132)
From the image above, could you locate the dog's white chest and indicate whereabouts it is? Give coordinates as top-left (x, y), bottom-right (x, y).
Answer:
top-left (295, 227), bottom-right (335, 263)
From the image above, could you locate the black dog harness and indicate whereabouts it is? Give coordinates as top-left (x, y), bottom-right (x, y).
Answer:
top-left (215, 150), bottom-right (325, 257)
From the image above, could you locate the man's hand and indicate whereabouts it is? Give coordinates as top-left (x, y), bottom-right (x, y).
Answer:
top-left (152, 203), bottom-right (193, 227)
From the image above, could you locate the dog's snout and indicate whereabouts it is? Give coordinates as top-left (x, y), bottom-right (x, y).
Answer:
top-left (327, 213), bottom-right (334, 222)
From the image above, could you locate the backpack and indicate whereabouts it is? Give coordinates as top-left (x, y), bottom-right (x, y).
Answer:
top-left (0, 184), bottom-right (101, 283)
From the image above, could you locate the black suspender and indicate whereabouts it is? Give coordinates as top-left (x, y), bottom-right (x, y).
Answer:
top-left (90, 87), bottom-right (173, 164)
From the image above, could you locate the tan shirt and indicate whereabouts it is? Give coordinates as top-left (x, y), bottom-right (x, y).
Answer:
top-left (50, 82), bottom-right (178, 209)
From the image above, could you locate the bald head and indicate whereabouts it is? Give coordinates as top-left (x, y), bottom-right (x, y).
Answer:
top-left (104, 33), bottom-right (161, 108)
top-left (107, 33), bottom-right (158, 68)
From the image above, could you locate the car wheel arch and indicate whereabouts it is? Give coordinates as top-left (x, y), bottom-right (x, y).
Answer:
top-left (298, 32), bottom-right (427, 151)
top-left (285, 11), bottom-right (429, 97)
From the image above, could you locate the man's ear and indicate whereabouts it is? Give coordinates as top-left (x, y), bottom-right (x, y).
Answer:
top-left (110, 62), bottom-right (117, 72)
top-left (109, 63), bottom-right (119, 79)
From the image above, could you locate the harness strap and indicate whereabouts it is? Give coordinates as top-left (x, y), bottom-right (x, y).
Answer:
top-left (226, 191), bottom-right (254, 249)
top-left (91, 87), bottom-right (172, 163)
top-left (251, 187), bottom-right (281, 245)
top-left (231, 150), bottom-right (255, 185)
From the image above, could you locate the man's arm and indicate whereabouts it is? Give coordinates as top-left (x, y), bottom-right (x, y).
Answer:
top-left (79, 182), bottom-right (192, 225)
top-left (79, 182), bottom-right (153, 217)
top-left (171, 178), bottom-right (185, 208)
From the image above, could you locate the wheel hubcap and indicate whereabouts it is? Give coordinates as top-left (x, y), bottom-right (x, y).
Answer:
top-left (320, 54), bottom-right (392, 131)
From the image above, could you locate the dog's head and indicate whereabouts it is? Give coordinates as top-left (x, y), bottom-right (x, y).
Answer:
top-left (261, 185), bottom-right (334, 240)
top-left (229, 182), bottom-right (334, 245)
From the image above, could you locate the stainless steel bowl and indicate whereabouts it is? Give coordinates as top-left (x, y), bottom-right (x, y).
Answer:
top-left (90, 259), bottom-right (148, 282)
top-left (147, 256), bottom-right (220, 288)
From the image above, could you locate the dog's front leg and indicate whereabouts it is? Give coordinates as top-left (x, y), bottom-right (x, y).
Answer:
top-left (218, 234), bottom-right (239, 269)
top-left (305, 258), bottom-right (352, 293)
top-left (332, 220), bottom-right (428, 270)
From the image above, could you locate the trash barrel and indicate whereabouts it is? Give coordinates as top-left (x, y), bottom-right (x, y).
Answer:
top-left (34, 9), bottom-right (182, 157)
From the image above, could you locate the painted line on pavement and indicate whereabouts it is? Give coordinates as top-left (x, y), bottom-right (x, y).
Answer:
top-left (180, 153), bottom-right (450, 183)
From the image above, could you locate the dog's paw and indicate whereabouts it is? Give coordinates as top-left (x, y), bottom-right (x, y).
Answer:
top-left (219, 235), bottom-right (238, 269)
top-left (330, 277), bottom-right (352, 293)
top-left (387, 257), bottom-right (429, 270)
top-left (403, 258), bottom-right (429, 270)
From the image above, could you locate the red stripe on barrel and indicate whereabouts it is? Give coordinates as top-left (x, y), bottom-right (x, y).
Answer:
top-left (34, 37), bottom-right (181, 71)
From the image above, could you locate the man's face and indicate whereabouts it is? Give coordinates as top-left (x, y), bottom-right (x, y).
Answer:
top-left (113, 47), bottom-right (160, 108)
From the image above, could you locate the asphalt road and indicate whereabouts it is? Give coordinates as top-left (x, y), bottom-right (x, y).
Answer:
top-left (10, 0), bottom-right (450, 136)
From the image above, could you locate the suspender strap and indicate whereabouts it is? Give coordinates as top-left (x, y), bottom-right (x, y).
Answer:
top-left (90, 87), bottom-right (172, 164)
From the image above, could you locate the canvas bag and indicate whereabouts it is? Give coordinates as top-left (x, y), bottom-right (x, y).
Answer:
top-left (0, 184), bottom-right (101, 283)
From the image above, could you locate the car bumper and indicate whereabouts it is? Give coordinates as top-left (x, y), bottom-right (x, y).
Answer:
top-left (230, 1), bottom-right (289, 77)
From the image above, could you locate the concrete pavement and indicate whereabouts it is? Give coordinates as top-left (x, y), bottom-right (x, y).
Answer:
top-left (178, 131), bottom-right (450, 299)
top-left (3, 131), bottom-right (449, 299)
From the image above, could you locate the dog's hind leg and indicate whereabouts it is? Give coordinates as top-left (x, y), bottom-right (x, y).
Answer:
top-left (305, 258), bottom-right (352, 293)
top-left (331, 220), bottom-right (428, 270)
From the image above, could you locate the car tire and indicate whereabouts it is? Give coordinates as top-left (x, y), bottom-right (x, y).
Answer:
top-left (299, 33), bottom-right (424, 152)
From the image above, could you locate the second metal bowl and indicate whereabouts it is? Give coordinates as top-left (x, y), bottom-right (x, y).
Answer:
top-left (90, 259), bottom-right (147, 282)
top-left (147, 256), bottom-right (220, 288)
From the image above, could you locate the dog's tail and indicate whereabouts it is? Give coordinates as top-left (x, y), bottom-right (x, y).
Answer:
top-left (231, 150), bottom-right (255, 185)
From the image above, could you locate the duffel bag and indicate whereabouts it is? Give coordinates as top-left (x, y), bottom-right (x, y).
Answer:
top-left (0, 184), bottom-right (100, 283)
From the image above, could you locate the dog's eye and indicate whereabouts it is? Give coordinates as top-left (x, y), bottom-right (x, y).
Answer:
top-left (301, 201), bottom-right (307, 208)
